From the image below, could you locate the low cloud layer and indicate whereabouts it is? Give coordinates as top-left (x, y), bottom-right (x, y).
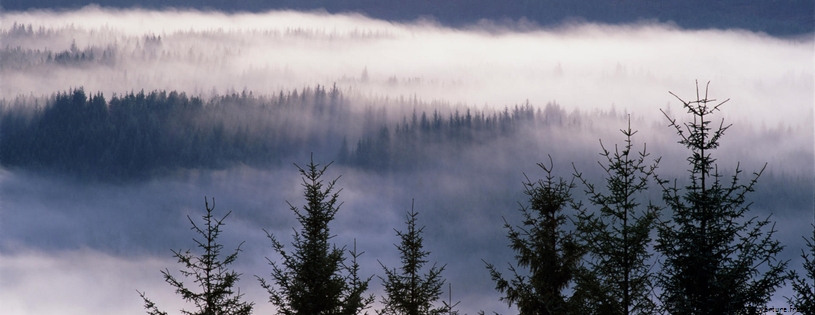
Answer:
top-left (2, 7), bottom-right (812, 125)
top-left (0, 7), bottom-right (813, 315)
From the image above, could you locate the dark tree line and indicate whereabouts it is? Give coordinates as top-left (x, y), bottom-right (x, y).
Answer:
top-left (483, 83), bottom-right (795, 315)
top-left (0, 86), bottom-right (348, 180)
top-left (1, 88), bottom-right (618, 180)
top-left (135, 83), bottom-right (810, 315)
top-left (2, 24), bottom-right (119, 69)
top-left (143, 158), bottom-right (454, 315)
top-left (342, 102), bottom-right (584, 171)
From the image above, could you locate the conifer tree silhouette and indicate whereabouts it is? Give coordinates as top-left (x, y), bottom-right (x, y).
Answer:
top-left (787, 225), bottom-right (815, 314)
top-left (257, 155), bottom-right (373, 315)
top-left (484, 156), bottom-right (583, 315)
top-left (655, 81), bottom-right (786, 314)
top-left (571, 117), bottom-right (660, 315)
top-left (138, 197), bottom-right (253, 315)
top-left (378, 200), bottom-right (447, 315)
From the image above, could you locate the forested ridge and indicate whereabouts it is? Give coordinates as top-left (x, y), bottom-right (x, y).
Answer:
top-left (1, 6), bottom-right (813, 315)
top-left (1, 24), bottom-right (120, 70)
top-left (1, 87), bottom-right (607, 180)
top-left (1, 85), bottom-right (812, 315)
top-left (129, 85), bottom-right (814, 315)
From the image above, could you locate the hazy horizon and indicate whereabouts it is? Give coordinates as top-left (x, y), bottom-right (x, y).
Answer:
top-left (1, 6), bottom-right (813, 315)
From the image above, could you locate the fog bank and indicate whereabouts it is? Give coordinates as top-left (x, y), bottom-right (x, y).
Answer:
top-left (2, 7), bottom-right (812, 125)
top-left (0, 7), bottom-right (813, 315)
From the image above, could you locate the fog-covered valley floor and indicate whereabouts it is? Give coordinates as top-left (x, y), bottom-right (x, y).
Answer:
top-left (0, 7), bottom-right (813, 315)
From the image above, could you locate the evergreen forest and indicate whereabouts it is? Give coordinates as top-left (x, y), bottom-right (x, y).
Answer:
top-left (1, 85), bottom-right (813, 315)
top-left (1, 9), bottom-right (813, 315)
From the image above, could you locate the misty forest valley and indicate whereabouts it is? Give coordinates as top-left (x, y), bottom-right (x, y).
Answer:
top-left (0, 3), bottom-right (813, 315)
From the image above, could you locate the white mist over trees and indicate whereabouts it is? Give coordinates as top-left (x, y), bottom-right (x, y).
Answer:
top-left (1, 9), bottom-right (812, 126)
top-left (1, 76), bottom-right (812, 315)
top-left (0, 8), bottom-right (813, 315)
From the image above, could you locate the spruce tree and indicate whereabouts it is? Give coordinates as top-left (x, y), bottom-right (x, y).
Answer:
top-left (138, 197), bottom-right (254, 315)
top-left (484, 156), bottom-right (583, 315)
top-left (378, 200), bottom-right (447, 315)
top-left (571, 118), bottom-right (660, 315)
top-left (787, 225), bottom-right (815, 314)
top-left (344, 239), bottom-right (375, 315)
top-left (257, 156), bottom-right (373, 315)
top-left (654, 81), bottom-right (787, 314)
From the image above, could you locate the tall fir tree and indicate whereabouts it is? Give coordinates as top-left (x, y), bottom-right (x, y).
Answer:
top-left (787, 225), bottom-right (815, 314)
top-left (378, 200), bottom-right (447, 315)
top-left (571, 118), bottom-right (660, 315)
top-left (484, 156), bottom-right (584, 315)
top-left (138, 197), bottom-right (254, 315)
top-left (257, 156), bottom-right (373, 315)
top-left (654, 81), bottom-right (787, 315)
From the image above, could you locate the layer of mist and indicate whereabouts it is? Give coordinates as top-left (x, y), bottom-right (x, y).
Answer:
top-left (0, 8), bottom-right (813, 315)
top-left (2, 7), bottom-right (813, 125)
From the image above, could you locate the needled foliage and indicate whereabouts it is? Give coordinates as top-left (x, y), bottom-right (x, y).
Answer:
top-left (654, 81), bottom-right (787, 315)
top-left (138, 197), bottom-right (253, 315)
top-left (787, 225), bottom-right (815, 314)
top-left (378, 201), bottom-right (447, 315)
top-left (0, 86), bottom-right (345, 180)
top-left (484, 156), bottom-right (583, 315)
top-left (257, 156), bottom-right (373, 315)
top-left (571, 118), bottom-right (660, 315)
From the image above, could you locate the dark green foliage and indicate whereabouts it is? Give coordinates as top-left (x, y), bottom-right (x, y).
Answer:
top-left (346, 102), bottom-right (573, 171)
top-left (138, 197), bottom-right (254, 315)
top-left (0, 87), bottom-right (346, 180)
top-left (787, 225), bottom-right (815, 314)
top-left (378, 201), bottom-right (447, 315)
top-left (484, 156), bottom-right (583, 315)
top-left (344, 240), bottom-right (376, 315)
top-left (654, 82), bottom-right (787, 315)
top-left (2, 89), bottom-right (619, 179)
top-left (571, 118), bottom-right (660, 315)
top-left (257, 156), bottom-right (373, 315)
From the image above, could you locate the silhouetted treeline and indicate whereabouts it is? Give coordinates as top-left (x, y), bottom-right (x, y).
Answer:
top-left (1, 25), bottom-right (178, 70)
top-left (344, 102), bottom-right (580, 171)
top-left (2, 87), bottom-right (614, 180)
top-left (7, 86), bottom-right (805, 181)
top-left (0, 86), bottom-right (349, 180)
top-left (0, 23), bottom-right (379, 72)
top-left (1, 27), bottom-right (119, 70)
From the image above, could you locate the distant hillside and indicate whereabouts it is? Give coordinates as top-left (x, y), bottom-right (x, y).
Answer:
top-left (0, 87), bottom-right (629, 181)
